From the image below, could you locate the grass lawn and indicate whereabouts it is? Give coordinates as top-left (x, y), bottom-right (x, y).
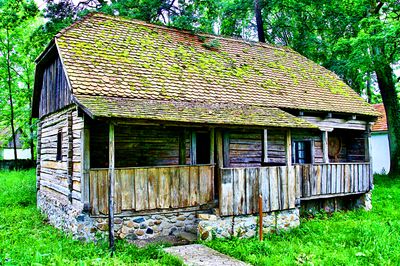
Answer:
top-left (0, 169), bottom-right (182, 265)
top-left (205, 175), bottom-right (400, 265)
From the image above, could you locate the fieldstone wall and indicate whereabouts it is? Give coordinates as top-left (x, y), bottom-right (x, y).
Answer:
top-left (94, 211), bottom-right (202, 241)
top-left (37, 189), bottom-right (95, 241)
top-left (198, 208), bottom-right (300, 241)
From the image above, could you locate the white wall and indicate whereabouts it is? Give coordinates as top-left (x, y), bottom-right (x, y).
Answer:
top-left (371, 133), bottom-right (390, 174)
top-left (1, 148), bottom-right (32, 160)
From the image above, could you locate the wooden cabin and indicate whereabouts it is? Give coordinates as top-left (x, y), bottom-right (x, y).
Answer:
top-left (33, 13), bottom-right (378, 241)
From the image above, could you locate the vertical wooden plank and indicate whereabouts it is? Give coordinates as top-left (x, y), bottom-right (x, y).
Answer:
top-left (280, 166), bottom-right (288, 210)
top-left (210, 128), bottom-right (215, 164)
top-left (263, 129), bottom-right (268, 163)
top-left (336, 164), bottom-right (341, 193)
top-left (251, 168), bottom-right (260, 213)
top-left (295, 165), bottom-right (302, 202)
top-left (356, 164), bottom-right (361, 192)
top-left (216, 129), bottom-right (223, 200)
top-left (245, 168), bottom-right (254, 214)
top-left (331, 164), bottom-right (337, 194)
top-left (220, 168), bottom-right (233, 216)
top-left (148, 168), bottom-right (158, 209)
top-left (302, 165), bottom-right (310, 198)
top-left (322, 131), bottom-right (329, 163)
top-left (98, 170), bottom-right (108, 214)
top-left (179, 166), bottom-right (190, 207)
top-left (288, 166), bottom-right (295, 209)
top-left (190, 131), bottom-right (197, 165)
top-left (114, 169), bottom-right (122, 214)
top-left (223, 132), bottom-right (230, 167)
top-left (120, 169), bottom-right (133, 210)
top-left (189, 166), bottom-right (199, 205)
top-left (89, 170), bottom-right (98, 215)
top-left (260, 167), bottom-right (270, 212)
top-left (269, 167), bottom-right (279, 211)
top-left (170, 167), bottom-right (180, 208)
top-left (199, 165), bottom-right (213, 204)
top-left (326, 164), bottom-right (331, 194)
top-left (321, 165), bottom-right (327, 195)
top-left (315, 165), bottom-right (321, 195)
top-left (159, 167), bottom-right (170, 209)
top-left (232, 168), bottom-right (240, 215)
top-left (135, 168), bottom-right (148, 211)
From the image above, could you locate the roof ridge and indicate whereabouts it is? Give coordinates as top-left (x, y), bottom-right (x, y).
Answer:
top-left (55, 12), bottom-right (98, 39)
top-left (85, 12), bottom-right (295, 54)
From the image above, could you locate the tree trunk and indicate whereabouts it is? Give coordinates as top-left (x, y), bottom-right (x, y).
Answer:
top-left (375, 63), bottom-right (400, 175)
top-left (254, 0), bottom-right (265, 43)
top-left (6, 28), bottom-right (18, 162)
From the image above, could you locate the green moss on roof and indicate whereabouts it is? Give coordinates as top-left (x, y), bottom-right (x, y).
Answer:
top-left (55, 13), bottom-right (378, 117)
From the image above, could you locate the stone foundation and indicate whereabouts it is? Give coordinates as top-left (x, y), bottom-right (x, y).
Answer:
top-left (198, 208), bottom-right (300, 241)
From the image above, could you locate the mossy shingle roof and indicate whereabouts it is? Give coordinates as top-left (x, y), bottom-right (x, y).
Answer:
top-left (51, 13), bottom-right (377, 126)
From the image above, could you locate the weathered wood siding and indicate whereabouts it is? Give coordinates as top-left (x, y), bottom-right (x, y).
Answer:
top-left (37, 106), bottom-right (83, 204)
top-left (89, 165), bottom-right (214, 215)
top-left (228, 130), bottom-right (262, 167)
top-left (219, 166), bottom-right (298, 216)
top-left (90, 124), bottom-right (191, 168)
top-left (39, 56), bottom-right (72, 118)
top-left (300, 163), bottom-right (372, 199)
top-left (266, 129), bottom-right (287, 164)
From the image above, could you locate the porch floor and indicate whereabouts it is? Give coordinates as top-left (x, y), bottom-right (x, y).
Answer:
top-left (164, 244), bottom-right (250, 266)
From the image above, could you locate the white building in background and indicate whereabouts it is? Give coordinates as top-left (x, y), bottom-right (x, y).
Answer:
top-left (0, 128), bottom-right (31, 160)
top-left (371, 104), bottom-right (390, 174)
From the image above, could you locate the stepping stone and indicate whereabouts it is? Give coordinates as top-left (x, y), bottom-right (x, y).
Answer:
top-left (164, 244), bottom-right (249, 266)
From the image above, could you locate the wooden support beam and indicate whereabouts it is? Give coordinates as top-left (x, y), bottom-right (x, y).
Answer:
top-left (286, 129), bottom-right (292, 166)
top-left (223, 131), bottom-right (230, 168)
top-left (81, 116), bottom-right (90, 211)
top-left (322, 130), bottom-right (329, 163)
top-left (190, 131), bottom-right (197, 165)
top-left (215, 129), bottom-right (224, 168)
top-left (179, 129), bottom-right (186, 165)
top-left (108, 123), bottom-right (115, 252)
top-left (263, 129), bottom-right (268, 163)
top-left (210, 128), bottom-right (215, 164)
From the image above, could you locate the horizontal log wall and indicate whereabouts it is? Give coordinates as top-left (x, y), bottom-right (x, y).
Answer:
top-left (266, 129), bottom-right (286, 164)
top-left (89, 124), bottom-right (191, 168)
top-left (300, 163), bottom-right (372, 199)
top-left (39, 56), bottom-right (72, 118)
top-left (329, 130), bottom-right (366, 163)
top-left (38, 106), bottom-right (83, 204)
top-left (89, 165), bottom-right (214, 215)
top-left (219, 166), bottom-right (298, 216)
top-left (229, 130), bottom-right (262, 168)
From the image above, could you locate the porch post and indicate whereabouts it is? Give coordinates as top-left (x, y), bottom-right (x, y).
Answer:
top-left (81, 116), bottom-right (90, 211)
top-left (263, 129), bottom-right (268, 163)
top-left (216, 129), bottom-right (224, 167)
top-left (210, 128), bottom-right (215, 164)
top-left (286, 129), bottom-right (292, 166)
top-left (322, 130), bottom-right (329, 163)
top-left (108, 122), bottom-right (115, 252)
top-left (364, 125), bottom-right (372, 162)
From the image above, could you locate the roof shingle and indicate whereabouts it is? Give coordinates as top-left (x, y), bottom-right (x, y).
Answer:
top-left (53, 13), bottom-right (377, 124)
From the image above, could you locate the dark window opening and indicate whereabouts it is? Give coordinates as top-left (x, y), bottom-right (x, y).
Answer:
top-left (56, 131), bottom-right (62, 161)
top-left (293, 141), bottom-right (311, 164)
top-left (196, 132), bottom-right (210, 164)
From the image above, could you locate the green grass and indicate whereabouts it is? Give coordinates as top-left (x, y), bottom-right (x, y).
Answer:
top-left (205, 175), bottom-right (400, 265)
top-left (0, 169), bottom-right (182, 265)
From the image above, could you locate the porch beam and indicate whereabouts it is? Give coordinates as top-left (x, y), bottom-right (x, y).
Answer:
top-left (322, 130), bottom-right (329, 163)
top-left (108, 122), bottom-right (115, 252)
top-left (286, 129), bottom-right (292, 166)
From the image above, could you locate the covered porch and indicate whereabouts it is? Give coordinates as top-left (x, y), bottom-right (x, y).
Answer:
top-left (84, 117), bottom-right (373, 217)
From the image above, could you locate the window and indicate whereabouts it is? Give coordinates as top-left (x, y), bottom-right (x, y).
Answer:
top-left (293, 141), bottom-right (312, 164)
top-left (56, 131), bottom-right (62, 161)
top-left (196, 132), bottom-right (210, 164)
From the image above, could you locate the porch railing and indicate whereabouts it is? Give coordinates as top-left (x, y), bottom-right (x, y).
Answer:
top-left (299, 163), bottom-right (372, 199)
top-left (89, 164), bottom-right (214, 215)
top-left (219, 163), bottom-right (371, 216)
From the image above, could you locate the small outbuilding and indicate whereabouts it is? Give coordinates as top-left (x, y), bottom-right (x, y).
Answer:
top-left (33, 13), bottom-right (377, 241)
top-left (371, 104), bottom-right (390, 174)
